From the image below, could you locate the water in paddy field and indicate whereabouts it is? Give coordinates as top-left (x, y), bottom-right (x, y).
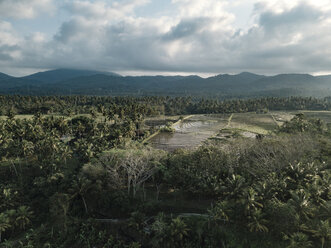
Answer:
top-left (150, 115), bottom-right (228, 151)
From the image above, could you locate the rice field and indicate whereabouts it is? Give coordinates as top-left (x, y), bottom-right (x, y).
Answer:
top-left (149, 114), bottom-right (230, 151)
top-left (149, 110), bottom-right (331, 151)
top-left (229, 112), bottom-right (277, 135)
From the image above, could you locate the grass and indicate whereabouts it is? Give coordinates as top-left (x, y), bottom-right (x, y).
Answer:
top-left (269, 111), bottom-right (295, 126)
top-left (269, 110), bottom-right (331, 125)
top-left (229, 112), bottom-right (278, 135)
top-left (0, 114), bottom-right (34, 120)
top-left (297, 110), bottom-right (331, 123)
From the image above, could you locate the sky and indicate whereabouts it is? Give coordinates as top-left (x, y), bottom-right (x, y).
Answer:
top-left (0, 0), bottom-right (331, 77)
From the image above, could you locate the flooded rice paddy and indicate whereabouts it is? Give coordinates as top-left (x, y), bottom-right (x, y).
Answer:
top-left (148, 110), bottom-right (331, 151)
top-left (149, 112), bottom-right (285, 151)
top-left (149, 115), bottom-right (229, 151)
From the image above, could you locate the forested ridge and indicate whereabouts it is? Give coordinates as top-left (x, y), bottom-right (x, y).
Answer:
top-left (1, 95), bottom-right (331, 116)
top-left (0, 95), bottom-right (330, 247)
top-left (1, 69), bottom-right (331, 97)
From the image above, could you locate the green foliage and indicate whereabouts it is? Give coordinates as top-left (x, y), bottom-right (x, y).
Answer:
top-left (279, 113), bottom-right (326, 134)
top-left (159, 122), bottom-right (175, 133)
top-left (284, 232), bottom-right (313, 248)
top-left (0, 95), bottom-right (330, 247)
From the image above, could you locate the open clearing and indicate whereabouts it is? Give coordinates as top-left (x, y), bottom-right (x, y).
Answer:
top-left (229, 112), bottom-right (277, 135)
top-left (149, 114), bottom-right (230, 151)
top-left (149, 110), bottom-right (331, 150)
top-left (149, 112), bottom-right (277, 150)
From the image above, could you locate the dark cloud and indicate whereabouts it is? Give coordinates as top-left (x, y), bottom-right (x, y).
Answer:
top-left (54, 19), bottom-right (83, 43)
top-left (1, 1), bottom-right (331, 75)
top-left (163, 17), bottom-right (210, 40)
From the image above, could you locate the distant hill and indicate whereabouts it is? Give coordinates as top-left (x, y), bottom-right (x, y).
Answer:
top-left (0, 72), bottom-right (13, 81)
top-left (250, 74), bottom-right (315, 90)
top-left (1, 69), bottom-right (331, 97)
top-left (22, 69), bottom-right (121, 84)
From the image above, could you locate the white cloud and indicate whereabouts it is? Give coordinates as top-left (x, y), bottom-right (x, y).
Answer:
top-left (172, 0), bottom-right (229, 18)
top-left (1, 0), bottom-right (331, 75)
top-left (0, 0), bottom-right (55, 19)
top-left (68, 0), bottom-right (150, 21)
top-left (0, 21), bottom-right (19, 46)
top-left (255, 0), bottom-right (331, 12)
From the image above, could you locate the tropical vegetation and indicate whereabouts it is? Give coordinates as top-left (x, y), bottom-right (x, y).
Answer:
top-left (0, 95), bottom-right (330, 247)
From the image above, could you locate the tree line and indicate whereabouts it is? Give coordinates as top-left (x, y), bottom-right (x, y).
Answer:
top-left (1, 95), bottom-right (331, 117)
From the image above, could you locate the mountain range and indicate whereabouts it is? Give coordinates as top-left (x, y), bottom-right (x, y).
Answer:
top-left (1, 69), bottom-right (331, 97)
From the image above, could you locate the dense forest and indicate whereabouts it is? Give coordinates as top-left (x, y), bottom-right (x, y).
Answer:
top-left (1, 95), bottom-right (331, 116)
top-left (0, 95), bottom-right (330, 247)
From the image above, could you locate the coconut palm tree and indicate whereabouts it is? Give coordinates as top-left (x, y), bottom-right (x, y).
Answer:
top-left (319, 200), bottom-right (331, 220)
top-left (15, 206), bottom-right (33, 230)
top-left (169, 217), bottom-right (189, 247)
top-left (310, 220), bottom-right (331, 248)
top-left (247, 209), bottom-right (269, 233)
top-left (0, 213), bottom-right (11, 242)
top-left (69, 176), bottom-right (92, 214)
top-left (287, 190), bottom-right (313, 220)
top-left (241, 187), bottom-right (263, 215)
top-left (209, 200), bottom-right (230, 222)
top-left (284, 232), bottom-right (312, 248)
top-left (224, 174), bottom-right (246, 199)
top-left (150, 212), bottom-right (167, 247)
top-left (61, 146), bottom-right (72, 165)
top-left (6, 109), bottom-right (16, 120)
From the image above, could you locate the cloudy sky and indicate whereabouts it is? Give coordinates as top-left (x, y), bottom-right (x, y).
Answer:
top-left (1, 0), bottom-right (331, 76)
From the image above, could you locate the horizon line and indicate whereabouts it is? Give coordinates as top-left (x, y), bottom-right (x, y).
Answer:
top-left (2, 68), bottom-right (331, 78)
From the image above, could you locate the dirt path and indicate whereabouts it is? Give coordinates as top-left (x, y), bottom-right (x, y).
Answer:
top-left (208, 113), bottom-right (233, 140)
top-left (143, 115), bottom-right (193, 143)
top-left (226, 113), bottom-right (233, 128)
top-left (171, 115), bottom-right (194, 128)
top-left (270, 113), bottom-right (281, 127)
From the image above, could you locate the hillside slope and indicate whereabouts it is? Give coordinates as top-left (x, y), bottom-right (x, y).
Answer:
top-left (1, 69), bottom-right (331, 97)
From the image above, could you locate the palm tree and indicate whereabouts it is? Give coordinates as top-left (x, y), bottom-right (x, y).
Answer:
top-left (33, 112), bottom-right (42, 123)
top-left (6, 109), bottom-right (16, 120)
top-left (15, 206), bottom-right (33, 230)
top-left (209, 200), bottom-right (230, 222)
top-left (21, 139), bottom-right (34, 164)
top-left (310, 220), bottom-right (331, 248)
top-left (69, 176), bottom-right (92, 214)
top-left (0, 213), bottom-right (11, 242)
top-left (61, 146), bottom-right (72, 165)
top-left (90, 109), bottom-right (98, 119)
top-left (5, 209), bottom-right (16, 229)
top-left (247, 209), bottom-right (269, 233)
top-left (150, 213), bottom-right (167, 247)
top-left (287, 190), bottom-right (313, 220)
top-left (241, 187), bottom-right (263, 215)
top-left (285, 232), bottom-right (313, 248)
top-left (319, 200), bottom-right (331, 220)
top-left (224, 174), bottom-right (246, 199)
top-left (169, 217), bottom-right (189, 246)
